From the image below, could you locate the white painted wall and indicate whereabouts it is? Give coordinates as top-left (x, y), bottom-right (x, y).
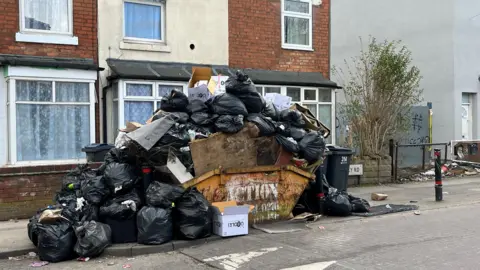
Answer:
top-left (97, 0), bottom-right (229, 142)
top-left (0, 67), bottom-right (7, 166)
top-left (331, 0), bottom-right (480, 145)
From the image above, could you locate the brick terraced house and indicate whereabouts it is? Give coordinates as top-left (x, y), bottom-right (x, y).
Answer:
top-left (0, 0), bottom-right (100, 220)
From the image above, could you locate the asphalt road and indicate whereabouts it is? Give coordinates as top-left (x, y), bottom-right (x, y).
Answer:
top-left (2, 202), bottom-right (480, 269)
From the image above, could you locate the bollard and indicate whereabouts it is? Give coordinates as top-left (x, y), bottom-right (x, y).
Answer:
top-left (434, 148), bottom-right (443, 201)
top-left (141, 166), bottom-right (153, 193)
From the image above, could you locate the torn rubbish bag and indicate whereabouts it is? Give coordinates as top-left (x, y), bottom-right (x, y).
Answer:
top-left (158, 124), bottom-right (191, 147)
top-left (37, 221), bottom-right (76, 263)
top-left (99, 189), bottom-right (142, 220)
top-left (299, 131), bottom-right (326, 162)
top-left (324, 188), bottom-right (352, 216)
top-left (215, 115), bottom-right (244, 133)
top-left (225, 70), bottom-right (257, 94)
top-left (247, 114), bottom-right (276, 136)
top-left (79, 204), bottom-right (99, 222)
top-left (206, 93), bottom-right (248, 116)
top-left (81, 176), bottom-right (110, 205)
top-left (160, 89), bottom-right (189, 112)
top-left (104, 163), bottom-right (137, 195)
top-left (137, 207), bottom-right (173, 245)
top-left (153, 111), bottom-right (189, 124)
top-left (74, 221), bottom-right (112, 258)
top-left (275, 135), bottom-right (300, 153)
top-left (349, 195), bottom-right (370, 213)
top-left (174, 188), bottom-right (212, 240)
top-left (146, 181), bottom-right (184, 208)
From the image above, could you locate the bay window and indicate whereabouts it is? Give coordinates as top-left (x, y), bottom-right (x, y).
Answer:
top-left (7, 78), bottom-right (95, 164)
top-left (112, 81), bottom-right (186, 132)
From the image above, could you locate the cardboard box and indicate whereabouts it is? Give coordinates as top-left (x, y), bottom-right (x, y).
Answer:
top-left (187, 67), bottom-right (217, 97)
top-left (209, 75), bottom-right (229, 95)
top-left (212, 201), bottom-right (253, 237)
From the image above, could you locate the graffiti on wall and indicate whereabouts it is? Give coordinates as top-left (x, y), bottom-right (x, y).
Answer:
top-left (397, 106), bottom-right (430, 168)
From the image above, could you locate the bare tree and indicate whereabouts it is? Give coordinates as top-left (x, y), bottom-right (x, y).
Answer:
top-left (333, 38), bottom-right (423, 158)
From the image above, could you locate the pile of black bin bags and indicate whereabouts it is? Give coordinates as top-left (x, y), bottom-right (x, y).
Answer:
top-left (27, 70), bottom-right (327, 263)
top-left (27, 158), bottom-right (212, 263)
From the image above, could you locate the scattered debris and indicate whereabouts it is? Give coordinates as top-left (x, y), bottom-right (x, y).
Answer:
top-left (318, 226), bottom-right (325, 230)
top-left (443, 192), bottom-right (449, 195)
top-left (77, 257), bottom-right (90, 262)
top-left (371, 193), bottom-right (388, 201)
top-left (30, 261), bottom-right (49, 267)
top-left (107, 262), bottom-right (116, 266)
top-left (123, 264), bottom-right (132, 269)
top-left (414, 211), bottom-right (421, 215)
top-left (28, 252), bottom-right (37, 258)
top-left (410, 200), bottom-right (418, 203)
top-left (8, 257), bottom-right (21, 261)
top-left (385, 204), bottom-right (392, 209)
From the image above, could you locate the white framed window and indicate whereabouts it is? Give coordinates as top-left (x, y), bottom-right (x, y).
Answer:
top-left (281, 0), bottom-right (313, 50)
top-left (17, 0), bottom-right (78, 45)
top-left (256, 85), bottom-right (335, 144)
top-left (123, 0), bottom-right (166, 43)
top-left (114, 81), bottom-right (187, 128)
top-left (7, 78), bottom-right (96, 165)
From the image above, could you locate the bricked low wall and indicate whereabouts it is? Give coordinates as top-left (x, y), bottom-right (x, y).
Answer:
top-left (348, 157), bottom-right (392, 185)
top-left (0, 163), bottom-right (101, 221)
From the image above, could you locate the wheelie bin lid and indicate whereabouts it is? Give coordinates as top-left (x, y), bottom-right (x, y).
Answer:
top-left (82, 143), bottom-right (114, 153)
top-left (327, 145), bottom-right (354, 155)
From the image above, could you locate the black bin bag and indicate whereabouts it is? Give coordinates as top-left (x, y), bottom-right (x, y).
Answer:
top-left (215, 115), bottom-right (244, 133)
top-left (81, 176), bottom-right (110, 205)
top-left (174, 188), bottom-right (212, 240)
top-left (146, 181), bottom-right (184, 208)
top-left (37, 221), bottom-right (76, 263)
top-left (247, 114), bottom-right (276, 136)
top-left (237, 92), bottom-right (266, 114)
top-left (225, 70), bottom-right (257, 94)
top-left (275, 135), bottom-right (300, 153)
top-left (299, 131), bottom-right (326, 162)
top-left (137, 207), bottom-right (173, 245)
top-left (104, 163), bottom-right (137, 195)
top-left (28, 212), bottom-right (42, 247)
top-left (324, 188), bottom-right (352, 217)
top-left (160, 89), bottom-right (189, 112)
top-left (206, 93), bottom-right (248, 116)
top-left (280, 109), bottom-right (306, 128)
top-left (262, 101), bottom-right (279, 121)
top-left (349, 195), bottom-right (370, 213)
top-left (74, 221), bottom-right (112, 258)
top-left (99, 189), bottom-right (142, 220)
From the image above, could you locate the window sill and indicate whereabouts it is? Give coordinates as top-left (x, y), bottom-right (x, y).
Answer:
top-left (15, 32), bottom-right (79, 45)
top-left (120, 40), bottom-right (171, 53)
top-left (282, 45), bottom-right (314, 52)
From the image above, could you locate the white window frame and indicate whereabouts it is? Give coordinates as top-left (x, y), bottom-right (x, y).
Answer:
top-left (116, 80), bottom-right (187, 128)
top-left (281, 0), bottom-right (313, 51)
top-left (17, 0), bottom-right (78, 45)
top-left (122, 0), bottom-right (166, 44)
top-left (6, 77), bottom-right (96, 166)
top-left (256, 85), bottom-right (335, 144)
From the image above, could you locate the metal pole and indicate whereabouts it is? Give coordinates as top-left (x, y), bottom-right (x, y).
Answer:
top-left (444, 144), bottom-right (448, 164)
top-left (434, 148), bottom-right (443, 201)
top-left (421, 146), bottom-right (426, 170)
top-left (394, 143), bottom-right (399, 182)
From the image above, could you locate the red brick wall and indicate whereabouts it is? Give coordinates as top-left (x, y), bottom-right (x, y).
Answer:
top-left (228, 0), bottom-right (330, 77)
top-left (0, 0), bottom-right (98, 60)
top-left (0, 163), bottom-right (102, 221)
top-left (0, 0), bottom-right (100, 141)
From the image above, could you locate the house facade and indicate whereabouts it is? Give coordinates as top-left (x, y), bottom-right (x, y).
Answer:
top-left (100, 0), bottom-right (338, 144)
top-left (331, 0), bottom-right (480, 146)
top-left (0, 0), bottom-right (99, 220)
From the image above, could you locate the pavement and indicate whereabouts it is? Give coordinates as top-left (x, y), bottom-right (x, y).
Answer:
top-left (1, 176), bottom-right (480, 269)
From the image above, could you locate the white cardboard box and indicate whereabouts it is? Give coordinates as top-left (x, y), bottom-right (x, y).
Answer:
top-left (212, 202), bottom-right (251, 237)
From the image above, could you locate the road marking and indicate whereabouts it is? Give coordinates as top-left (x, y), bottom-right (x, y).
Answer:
top-left (280, 261), bottom-right (337, 270)
top-left (203, 247), bottom-right (281, 270)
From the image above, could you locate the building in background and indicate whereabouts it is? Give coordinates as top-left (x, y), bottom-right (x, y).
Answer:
top-left (331, 0), bottom-right (480, 146)
top-left (0, 0), bottom-right (99, 220)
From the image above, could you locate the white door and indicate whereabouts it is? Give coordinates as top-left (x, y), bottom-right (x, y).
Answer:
top-left (461, 104), bottom-right (472, 139)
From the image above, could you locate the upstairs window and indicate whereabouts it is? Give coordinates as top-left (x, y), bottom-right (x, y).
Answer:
top-left (281, 0), bottom-right (312, 50)
top-left (124, 0), bottom-right (165, 42)
top-left (21, 0), bottom-right (72, 34)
